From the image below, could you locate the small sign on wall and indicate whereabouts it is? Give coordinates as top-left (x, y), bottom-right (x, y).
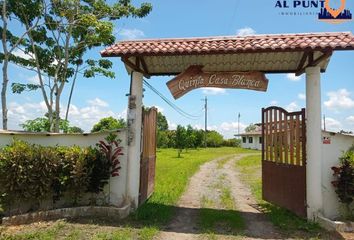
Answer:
top-left (323, 136), bottom-right (331, 144)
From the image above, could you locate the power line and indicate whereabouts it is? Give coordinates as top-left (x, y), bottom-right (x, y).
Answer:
top-left (143, 79), bottom-right (203, 120)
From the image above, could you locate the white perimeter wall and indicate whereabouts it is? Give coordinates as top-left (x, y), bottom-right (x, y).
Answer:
top-left (321, 131), bottom-right (354, 219)
top-left (0, 130), bottom-right (128, 207)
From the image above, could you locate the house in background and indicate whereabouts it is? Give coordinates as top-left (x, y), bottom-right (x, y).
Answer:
top-left (236, 123), bottom-right (262, 150)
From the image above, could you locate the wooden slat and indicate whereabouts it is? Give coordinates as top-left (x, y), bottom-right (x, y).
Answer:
top-left (301, 109), bottom-right (306, 166)
top-left (279, 112), bottom-right (283, 163)
top-left (269, 109), bottom-right (273, 161)
top-left (274, 109), bottom-right (278, 163)
top-left (262, 109), bottom-right (265, 161)
top-left (284, 115), bottom-right (289, 164)
top-left (295, 115), bottom-right (301, 166)
top-left (289, 115), bottom-right (294, 165)
top-left (265, 110), bottom-right (269, 160)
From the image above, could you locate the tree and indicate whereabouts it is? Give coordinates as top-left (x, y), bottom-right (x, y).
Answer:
top-left (206, 130), bottom-right (224, 147)
top-left (11, 0), bottom-right (152, 132)
top-left (91, 117), bottom-right (126, 133)
top-left (185, 124), bottom-right (196, 150)
top-left (0, 0), bottom-right (42, 130)
top-left (194, 129), bottom-right (204, 148)
top-left (245, 123), bottom-right (257, 133)
top-left (67, 126), bottom-right (83, 133)
top-left (175, 125), bottom-right (186, 157)
top-left (157, 130), bottom-right (168, 148)
top-left (157, 111), bottom-right (168, 131)
top-left (20, 114), bottom-right (81, 133)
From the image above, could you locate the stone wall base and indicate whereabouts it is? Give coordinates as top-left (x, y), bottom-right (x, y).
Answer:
top-left (1, 204), bottom-right (130, 226)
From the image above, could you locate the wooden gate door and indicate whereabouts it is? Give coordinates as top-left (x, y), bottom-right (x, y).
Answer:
top-left (139, 107), bottom-right (157, 206)
top-left (262, 106), bottom-right (307, 217)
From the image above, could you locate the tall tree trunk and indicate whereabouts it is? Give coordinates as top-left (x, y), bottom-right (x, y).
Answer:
top-left (1, 0), bottom-right (8, 130)
top-left (65, 64), bottom-right (79, 121)
top-left (1, 59), bottom-right (8, 130)
top-left (54, 94), bottom-right (60, 132)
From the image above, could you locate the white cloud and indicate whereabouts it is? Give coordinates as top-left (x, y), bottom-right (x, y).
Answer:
top-left (286, 73), bottom-right (302, 81)
top-left (4, 98), bottom-right (126, 132)
top-left (219, 121), bottom-right (247, 138)
top-left (6, 101), bottom-right (48, 129)
top-left (298, 93), bottom-right (306, 100)
top-left (87, 98), bottom-right (108, 107)
top-left (270, 100), bottom-right (278, 105)
top-left (168, 121), bottom-right (177, 130)
top-left (286, 101), bottom-right (300, 112)
top-left (346, 116), bottom-right (354, 125)
top-left (323, 117), bottom-right (342, 132)
top-left (118, 28), bottom-right (145, 40)
top-left (324, 89), bottom-right (354, 111)
top-left (202, 87), bottom-right (226, 95)
top-left (26, 75), bottom-right (40, 84)
top-left (12, 49), bottom-right (33, 60)
top-left (236, 27), bottom-right (256, 36)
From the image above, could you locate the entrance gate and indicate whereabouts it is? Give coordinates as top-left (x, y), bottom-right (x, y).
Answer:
top-left (262, 106), bottom-right (307, 217)
top-left (139, 107), bottom-right (158, 205)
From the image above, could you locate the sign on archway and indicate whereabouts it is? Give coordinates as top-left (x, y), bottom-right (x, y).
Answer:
top-left (166, 65), bottom-right (269, 99)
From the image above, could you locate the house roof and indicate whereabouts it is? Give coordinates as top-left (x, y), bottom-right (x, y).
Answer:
top-left (235, 131), bottom-right (262, 137)
top-left (100, 32), bottom-right (354, 76)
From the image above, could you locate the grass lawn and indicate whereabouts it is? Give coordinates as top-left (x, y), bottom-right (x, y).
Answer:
top-left (235, 154), bottom-right (325, 237)
top-left (133, 147), bottom-right (257, 226)
top-left (0, 147), bottom-right (254, 240)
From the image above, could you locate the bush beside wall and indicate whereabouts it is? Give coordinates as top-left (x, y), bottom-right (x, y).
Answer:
top-left (0, 137), bottom-right (119, 216)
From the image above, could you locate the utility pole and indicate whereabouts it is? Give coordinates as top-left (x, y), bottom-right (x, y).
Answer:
top-left (238, 112), bottom-right (240, 137)
top-left (323, 114), bottom-right (326, 131)
top-left (204, 96), bottom-right (208, 148)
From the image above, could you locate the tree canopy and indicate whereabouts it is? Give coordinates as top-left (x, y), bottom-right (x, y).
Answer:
top-left (245, 124), bottom-right (257, 133)
top-left (91, 117), bottom-right (126, 133)
top-left (21, 113), bottom-right (83, 133)
top-left (3, 0), bottom-right (152, 132)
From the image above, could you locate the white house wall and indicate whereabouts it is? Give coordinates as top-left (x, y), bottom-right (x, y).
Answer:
top-left (241, 135), bottom-right (262, 150)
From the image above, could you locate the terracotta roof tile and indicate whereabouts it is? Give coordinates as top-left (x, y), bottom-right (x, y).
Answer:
top-left (101, 32), bottom-right (354, 57)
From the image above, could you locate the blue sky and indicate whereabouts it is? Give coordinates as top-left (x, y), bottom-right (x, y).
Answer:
top-left (4, 0), bottom-right (354, 138)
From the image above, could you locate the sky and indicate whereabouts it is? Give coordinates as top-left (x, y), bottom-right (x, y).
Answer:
top-left (3, 0), bottom-right (354, 138)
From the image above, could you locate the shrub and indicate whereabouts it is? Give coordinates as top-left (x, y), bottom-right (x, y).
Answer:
top-left (222, 139), bottom-right (241, 147)
top-left (0, 137), bottom-right (123, 214)
top-left (0, 141), bottom-right (59, 208)
top-left (331, 146), bottom-right (354, 220)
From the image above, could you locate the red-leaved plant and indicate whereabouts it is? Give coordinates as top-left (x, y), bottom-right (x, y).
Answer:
top-left (97, 133), bottom-right (123, 177)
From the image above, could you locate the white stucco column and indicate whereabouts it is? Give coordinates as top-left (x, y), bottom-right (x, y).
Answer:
top-left (126, 71), bottom-right (143, 208)
top-left (305, 66), bottom-right (323, 220)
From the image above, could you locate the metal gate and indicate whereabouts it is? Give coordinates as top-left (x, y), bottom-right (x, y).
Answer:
top-left (262, 106), bottom-right (307, 217)
top-left (139, 107), bottom-right (158, 205)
